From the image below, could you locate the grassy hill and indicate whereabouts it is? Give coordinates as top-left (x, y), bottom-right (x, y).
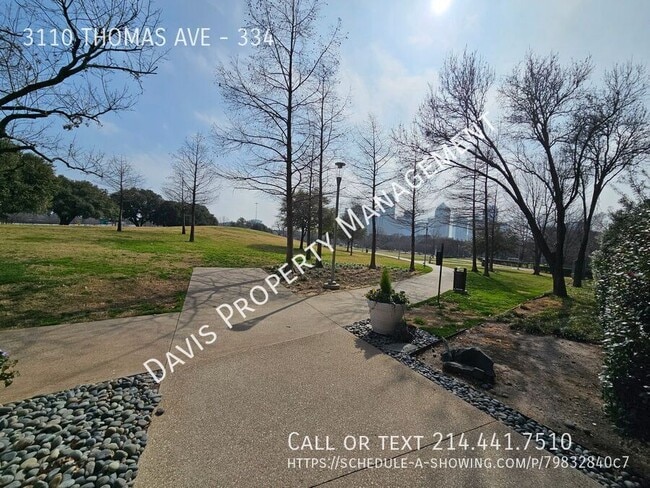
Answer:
top-left (0, 225), bottom-right (427, 329)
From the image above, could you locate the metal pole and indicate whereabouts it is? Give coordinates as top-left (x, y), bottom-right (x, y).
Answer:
top-left (329, 175), bottom-right (342, 284)
top-left (324, 162), bottom-right (345, 290)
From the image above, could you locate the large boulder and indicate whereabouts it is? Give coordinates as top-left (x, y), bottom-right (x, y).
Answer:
top-left (442, 361), bottom-right (494, 383)
top-left (442, 347), bottom-right (495, 383)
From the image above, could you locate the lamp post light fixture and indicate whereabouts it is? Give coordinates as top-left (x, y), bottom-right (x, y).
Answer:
top-left (324, 161), bottom-right (345, 290)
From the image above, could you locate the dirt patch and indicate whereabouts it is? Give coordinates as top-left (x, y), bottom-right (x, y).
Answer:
top-left (265, 264), bottom-right (421, 297)
top-left (417, 321), bottom-right (650, 479)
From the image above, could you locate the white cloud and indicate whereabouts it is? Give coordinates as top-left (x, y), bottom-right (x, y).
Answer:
top-left (96, 120), bottom-right (120, 135)
top-left (340, 45), bottom-right (438, 127)
top-left (179, 48), bottom-right (219, 77)
top-left (126, 151), bottom-right (172, 192)
top-left (193, 110), bottom-right (226, 127)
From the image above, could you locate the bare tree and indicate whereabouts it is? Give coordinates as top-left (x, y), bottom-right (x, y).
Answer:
top-left (101, 156), bottom-right (142, 231)
top-left (570, 63), bottom-right (650, 286)
top-left (419, 50), bottom-right (599, 297)
top-left (445, 157), bottom-right (482, 272)
top-left (351, 114), bottom-right (393, 268)
top-left (0, 0), bottom-right (163, 173)
top-left (172, 133), bottom-right (218, 242)
top-left (482, 160), bottom-right (490, 276)
top-left (393, 123), bottom-right (432, 272)
top-left (163, 166), bottom-right (189, 235)
top-left (470, 159), bottom-right (479, 272)
top-left (512, 166), bottom-right (554, 275)
top-left (616, 166), bottom-right (650, 207)
top-left (214, 0), bottom-right (342, 265)
top-left (311, 63), bottom-right (347, 266)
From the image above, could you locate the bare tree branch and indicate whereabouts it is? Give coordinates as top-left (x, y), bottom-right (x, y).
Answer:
top-left (0, 0), bottom-right (164, 173)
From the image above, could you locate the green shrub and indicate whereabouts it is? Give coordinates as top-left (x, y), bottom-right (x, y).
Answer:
top-left (366, 267), bottom-right (410, 305)
top-left (379, 267), bottom-right (391, 295)
top-left (593, 200), bottom-right (650, 440)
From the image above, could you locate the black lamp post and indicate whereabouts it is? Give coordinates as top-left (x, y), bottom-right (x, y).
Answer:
top-left (324, 162), bottom-right (345, 290)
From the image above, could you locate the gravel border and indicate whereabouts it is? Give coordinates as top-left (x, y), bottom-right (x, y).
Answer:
top-left (345, 319), bottom-right (646, 488)
top-left (345, 320), bottom-right (439, 355)
top-left (0, 373), bottom-right (161, 488)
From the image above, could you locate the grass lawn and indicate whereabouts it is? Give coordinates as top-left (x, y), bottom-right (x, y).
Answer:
top-left (507, 283), bottom-right (601, 342)
top-left (417, 258), bottom-right (554, 313)
top-left (408, 259), bottom-right (553, 337)
top-left (0, 225), bottom-right (427, 329)
top-left (408, 258), bottom-right (600, 342)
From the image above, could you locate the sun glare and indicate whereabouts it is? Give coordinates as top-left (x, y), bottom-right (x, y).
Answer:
top-left (430, 0), bottom-right (452, 16)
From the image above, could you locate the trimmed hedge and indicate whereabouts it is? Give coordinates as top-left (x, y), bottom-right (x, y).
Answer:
top-left (593, 200), bottom-right (650, 440)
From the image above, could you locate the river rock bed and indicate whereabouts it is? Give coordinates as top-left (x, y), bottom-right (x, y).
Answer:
top-left (346, 319), bottom-right (645, 488)
top-left (0, 373), bottom-right (160, 488)
top-left (345, 319), bottom-right (439, 354)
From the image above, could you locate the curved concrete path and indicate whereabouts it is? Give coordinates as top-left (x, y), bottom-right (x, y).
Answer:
top-left (0, 266), bottom-right (596, 487)
top-left (133, 267), bottom-right (593, 487)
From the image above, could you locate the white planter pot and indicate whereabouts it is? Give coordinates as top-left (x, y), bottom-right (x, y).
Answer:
top-left (367, 300), bottom-right (406, 335)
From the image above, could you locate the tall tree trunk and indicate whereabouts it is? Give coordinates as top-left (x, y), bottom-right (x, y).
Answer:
top-left (189, 169), bottom-right (197, 242)
top-left (181, 203), bottom-right (186, 235)
top-left (315, 96), bottom-right (325, 268)
top-left (117, 186), bottom-right (123, 232)
top-left (282, 43), bottom-right (296, 266)
top-left (573, 232), bottom-right (590, 287)
top-left (370, 217), bottom-right (377, 269)
top-left (573, 186), bottom-right (600, 287)
top-left (550, 254), bottom-right (568, 297)
top-left (489, 189), bottom-right (497, 272)
top-left (369, 172), bottom-right (377, 269)
top-left (483, 163), bottom-right (490, 277)
top-left (306, 165), bottom-right (313, 259)
top-left (409, 187), bottom-right (416, 272)
top-left (518, 237), bottom-right (526, 268)
top-left (181, 178), bottom-right (186, 235)
top-left (552, 221), bottom-right (568, 297)
top-left (533, 244), bottom-right (542, 275)
top-left (471, 165), bottom-right (478, 272)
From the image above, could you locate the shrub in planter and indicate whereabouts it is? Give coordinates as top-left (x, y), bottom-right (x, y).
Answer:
top-left (593, 200), bottom-right (650, 440)
top-left (365, 268), bottom-right (410, 335)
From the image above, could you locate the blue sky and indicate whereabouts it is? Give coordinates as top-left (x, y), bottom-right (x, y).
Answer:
top-left (61, 0), bottom-right (650, 226)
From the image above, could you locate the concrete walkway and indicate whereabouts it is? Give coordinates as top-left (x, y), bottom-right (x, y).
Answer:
top-left (0, 313), bottom-right (179, 404)
top-left (133, 267), bottom-right (594, 487)
top-left (0, 266), bottom-right (596, 486)
top-left (0, 264), bottom-right (451, 403)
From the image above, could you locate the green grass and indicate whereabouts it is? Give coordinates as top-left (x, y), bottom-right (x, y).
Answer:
top-left (508, 284), bottom-right (601, 343)
top-left (408, 259), bottom-right (600, 342)
top-left (407, 262), bottom-right (554, 338)
top-left (417, 263), bottom-right (553, 315)
top-left (0, 225), bottom-right (427, 329)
